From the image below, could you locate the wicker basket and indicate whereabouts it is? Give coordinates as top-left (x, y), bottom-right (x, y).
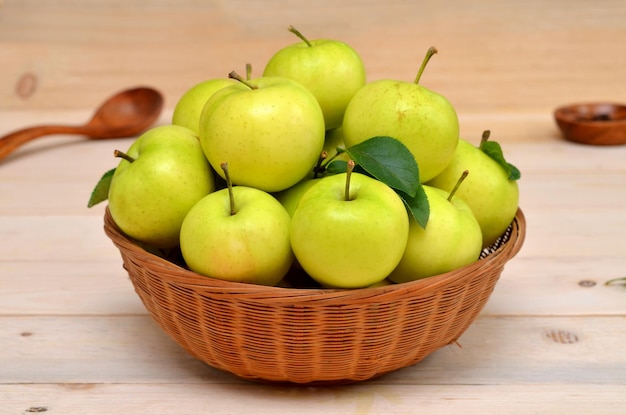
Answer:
top-left (104, 207), bottom-right (526, 385)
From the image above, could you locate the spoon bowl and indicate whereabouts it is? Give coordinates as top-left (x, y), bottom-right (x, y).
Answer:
top-left (0, 86), bottom-right (164, 161)
top-left (86, 87), bottom-right (165, 138)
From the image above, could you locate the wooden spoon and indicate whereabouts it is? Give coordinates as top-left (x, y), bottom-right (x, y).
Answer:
top-left (0, 86), bottom-right (164, 161)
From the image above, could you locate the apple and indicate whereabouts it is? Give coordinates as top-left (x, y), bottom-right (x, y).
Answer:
top-left (263, 25), bottom-right (366, 130)
top-left (290, 161), bottom-right (409, 288)
top-left (180, 163), bottom-right (293, 286)
top-left (199, 72), bottom-right (325, 192)
top-left (388, 180), bottom-right (483, 283)
top-left (369, 278), bottom-right (393, 288)
top-left (274, 127), bottom-right (349, 216)
top-left (323, 126), bottom-right (349, 162)
top-left (427, 131), bottom-right (520, 247)
top-left (274, 177), bottom-right (321, 217)
top-left (342, 47), bottom-right (459, 183)
top-left (274, 128), bottom-right (348, 207)
top-left (172, 78), bottom-right (238, 135)
top-left (108, 125), bottom-right (214, 248)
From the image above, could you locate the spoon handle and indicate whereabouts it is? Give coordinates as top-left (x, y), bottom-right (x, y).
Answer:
top-left (0, 125), bottom-right (86, 161)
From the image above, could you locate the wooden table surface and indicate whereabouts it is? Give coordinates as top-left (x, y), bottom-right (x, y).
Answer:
top-left (1, 1), bottom-right (625, 413)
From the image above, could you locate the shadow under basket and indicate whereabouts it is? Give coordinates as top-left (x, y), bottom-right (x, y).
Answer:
top-left (104, 207), bottom-right (526, 385)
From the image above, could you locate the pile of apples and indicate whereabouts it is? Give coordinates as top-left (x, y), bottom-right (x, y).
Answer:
top-left (91, 26), bottom-right (520, 289)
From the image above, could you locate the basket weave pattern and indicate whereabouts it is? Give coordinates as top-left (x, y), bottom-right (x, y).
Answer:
top-left (104, 207), bottom-right (525, 384)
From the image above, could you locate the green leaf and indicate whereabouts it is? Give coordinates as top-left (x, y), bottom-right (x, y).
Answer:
top-left (345, 136), bottom-right (420, 197)
top-left (325, 159), bottom-right (348, 175)
top-left (479, 140), bottom-right (522, 181)
top-left (398, 185), bottom-right (430, 229)
top-left (87, 168), bottom-right (115, 208)
top-left (324, 159), bottom-right (370, 175)
top-left (326, 136), bottom-right (429, 227)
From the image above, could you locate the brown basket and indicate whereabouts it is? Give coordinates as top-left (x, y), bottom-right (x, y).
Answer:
top-left (104, 207), bottom-right (526, 385)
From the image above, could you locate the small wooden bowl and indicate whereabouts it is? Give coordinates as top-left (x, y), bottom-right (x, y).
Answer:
top-left (554, 102), bottom-right (626, 145)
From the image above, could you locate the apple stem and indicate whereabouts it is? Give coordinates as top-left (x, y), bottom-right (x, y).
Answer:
top-left (313, 151), bottom-right (328, 178)
top-left (481, 130), bottom-right (491, 145)
top-left (288, 25), bottom-right (312, 47)
top-left (345, 159), bottom-right (355, 201)
top-left (228, 71), bottom-right (257, 90)
top-left (113, 149), bottom-right (135, 163)
top-left (447, 170), bottom-right (469, 202)
top-left (220, 162), bottom-right (237, 215)
top-left (414, 46), bottom-right (438, 85)
top-left (246, 63), bottom-right (252, 80)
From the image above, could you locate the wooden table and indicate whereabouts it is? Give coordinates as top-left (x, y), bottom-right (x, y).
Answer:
top-left (1, 1), bottom-right (625, 413)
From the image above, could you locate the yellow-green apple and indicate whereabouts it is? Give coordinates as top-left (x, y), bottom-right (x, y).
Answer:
top-left (263, 25), bottom-right (366, 130)
top-left (172, 78), bottom-right (238, 135)
top-left (199, 73), bottom-right (325, 192)
top-left (290, 162), bottom-right (409, 288)
top-left (427, 132), bottom-right (520, 247)
top-left (388, 182), bottom-right (482, 283)
top-left (275, 127), bottom-right (348, 202)
top-left (180, 163), bottom-right (293, 286)
top-left (342, 47), bottom-right (459, 183)
top-left (108, 125), bottom-right (214, 248)
top-left (324, 126), bottom-right (349, 162)
top-left (274, 177), bottom-right (321, 217)
top-left (274, 126), bottom-right (350, 216)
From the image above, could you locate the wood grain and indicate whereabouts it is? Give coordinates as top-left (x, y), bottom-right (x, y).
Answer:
top-left (2, 0), bottom-right (626, 114)
top-left (1, 316), bottom-right (624, 413)
top-left (3, 384), bottom-right (624, 415)
top-left (2, 315), bottom-right (624, 384)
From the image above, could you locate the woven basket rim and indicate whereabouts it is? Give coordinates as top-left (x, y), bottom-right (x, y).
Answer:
top-left (103, 206), bottom-right (526, 304)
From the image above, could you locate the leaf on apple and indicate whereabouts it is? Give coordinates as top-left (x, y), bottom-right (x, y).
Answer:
top-left (325, 158), bottom-right (372, 177)
top-left (87, 168), bottom-right (115, 208)
top-left (398, 185), bottom-right (430, 229)
top-left (344, 136), bottom-right (420, 197)
top-left (326, 136), bottom-right (430, 228)
top-left (325, 159), bottom-right (348, 174)
top-left (479, 140), bottom-right (521, 181)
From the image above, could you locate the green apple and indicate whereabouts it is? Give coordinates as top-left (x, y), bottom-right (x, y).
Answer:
top-left (290, 163), bottom-right (409, 288)
top-left (274, 177), bottom-right (321, 217)
top-left (272, 177), bottom-right (322, 273)
top-left (427, 133), bottom-right (520, 247)
top-left (273, 127), bottom-right (348, 204)
top-left (263, 25), bottom-right (366, 130)
top-left (369, 278), bottom-right (393, 288)
top-left (180, 163), bottom-right (293, 286)
top-left (342, 47), bottom-right (459, 183)
top-left (388, 183), bottom-right (482, 283)
top-left (199, 73), bottom-right (325, 192)
top-left (108, 125), bottom-right (214, 248)
top-left (172, 78), bottom-right (238, 135)
top-left (324, 126), bottom-right (349, 162)
top-left (273, 126), bottom-right (349, 216)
